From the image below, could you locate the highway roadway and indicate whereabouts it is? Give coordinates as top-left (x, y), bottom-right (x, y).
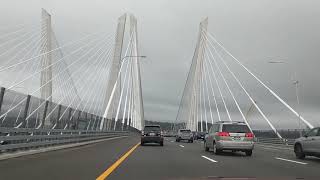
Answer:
top-left (0, 136), bottom-right (319, 179)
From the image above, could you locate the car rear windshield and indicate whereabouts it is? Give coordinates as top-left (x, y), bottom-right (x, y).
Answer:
top-left (144, 126), bottom-right (161, 132)
top-left (180, 130), bottom-right (191, 133)
top-left (222, 124), bottom-right (250, 133)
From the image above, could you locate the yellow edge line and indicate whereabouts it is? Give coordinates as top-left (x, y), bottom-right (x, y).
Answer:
top-left (96, 142), bottom-right (140, 180)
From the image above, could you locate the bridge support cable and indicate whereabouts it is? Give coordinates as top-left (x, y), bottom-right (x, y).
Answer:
top-left (59, 46), bottom-right (113, 129)
top-left (113, 54), bottom-right (132, 130)
top-left (203, 44), bottom-right (253, 132)
top-left (5, 33), bottom-right (112, 92)
top-left (37, 44), bottom-right (112, 129)
top-left (0, 27), bottom-right (41, 60)
top-left (204, 31), bottom-right (314, 129)
top-left (1, 29), bottom-right (45, 80)
top-left (204, 41), bottom-right (232, 122)
top-left (3, 35), bottom-right (110, 123)
top-left (202, 32), bottom-right (282, 139)
top-left (76, 48), bottom-right (114, 130)
top-left (203, 59), bottom-right (221, 122)
top-left (14, 36), bottom-right (113, 128)
top-left (121, 60), bottom-right (133, 130)
top-left (0, 33), bottom-right (46, 124)
top-left (0, 28), bottom-right (109, 74)
top-left (52, 31), bottom-right (82, 107)
top-left (0, 37), bottom-right (110, 126)
top-left (202, 60), bottom-right (215, 125)
top-left (47, 38), bottom-right (114, 129)
top-left (200, 67), bottom-right (208, 131)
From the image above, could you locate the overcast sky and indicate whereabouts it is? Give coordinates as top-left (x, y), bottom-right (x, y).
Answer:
top-left (1, 0), bottom-right (320, 130)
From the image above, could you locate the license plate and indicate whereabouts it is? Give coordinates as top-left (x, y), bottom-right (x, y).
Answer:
top-left (233, 137), bottom-right (241, 140)
top-left (149, 133), bottom-right (155, 136)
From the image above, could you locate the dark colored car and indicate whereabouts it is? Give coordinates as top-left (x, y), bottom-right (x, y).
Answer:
top-left (196, 132), bottom-right (206, 140)
top-left (141, 125), bottom-right (164, 146)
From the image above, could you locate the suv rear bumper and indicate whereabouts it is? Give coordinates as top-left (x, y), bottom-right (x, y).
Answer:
top-left (216, 141), bottom-right (254, 150)
top-left (177, 136), bottom-right (193, 140)
top-left (141, 136), bottom-right (163, 143)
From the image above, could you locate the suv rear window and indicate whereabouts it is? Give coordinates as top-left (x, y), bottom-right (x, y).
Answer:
top-left (144, 126), bottom-right (161, 132)
top-left (222, 124), bottom-right (250, 133)
top-left (180, 130), bottom-right (191, 133)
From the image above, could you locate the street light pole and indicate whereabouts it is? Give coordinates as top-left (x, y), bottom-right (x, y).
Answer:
top-left (268, 61), bottom-right (302, 137)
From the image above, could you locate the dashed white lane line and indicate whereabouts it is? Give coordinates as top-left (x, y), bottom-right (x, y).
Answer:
top-left (275, 157), bottom-right (307, 165)
top-left (170, 141), bottom-right (174, 143)
top-left (179, 145), bottom-right (185, 148)
top-left (201, 155), bottom-right (218, 163)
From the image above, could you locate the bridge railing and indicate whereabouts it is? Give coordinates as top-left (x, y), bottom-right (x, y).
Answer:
top-left (255, 137), bottom-right (295, 146)
top-left (0, 127), bottom-right (129, 152)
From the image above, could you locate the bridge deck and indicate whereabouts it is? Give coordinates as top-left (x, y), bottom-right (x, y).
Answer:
top-left (0, 137), bottom-right (319, 179)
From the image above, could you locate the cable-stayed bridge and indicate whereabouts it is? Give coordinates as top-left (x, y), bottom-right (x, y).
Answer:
top-left (0, 10), bottom-right (319, 180)
top-left (0, 9), bottom-right (144, 132)
top-left (175, 18), bottom-right (315, 140)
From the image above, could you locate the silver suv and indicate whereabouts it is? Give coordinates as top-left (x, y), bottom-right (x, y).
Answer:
top-left (204, 121), bottom-right (254, 156)
top-left (294, 127), bottom-right (320, 159)
top-left (176, 129), bottom-right (193, 143)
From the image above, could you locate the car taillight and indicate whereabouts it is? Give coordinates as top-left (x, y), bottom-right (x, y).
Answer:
top-left (216, 132), bottom-right (230, 137)
top-left (245, 132), bottom-right (254, 138)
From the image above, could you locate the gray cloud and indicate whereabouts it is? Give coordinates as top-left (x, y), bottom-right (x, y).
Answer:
top-left (1, 0), bottom-right (320, 129)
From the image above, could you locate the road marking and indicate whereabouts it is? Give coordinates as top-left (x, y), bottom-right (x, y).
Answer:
top-left (170, 141), bottom-right (174, 143)
top-left (179, 145), bottom-right (184, 148)
top-left (96, 142), bottom-right (140, 180)
top-left (275, 157), bottom-right (307, 165)
top-left (201, 155), bottom-right (218, 163)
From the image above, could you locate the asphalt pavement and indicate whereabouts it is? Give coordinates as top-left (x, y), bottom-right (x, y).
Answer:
top-left (0, 136), bottom-right (320, 180)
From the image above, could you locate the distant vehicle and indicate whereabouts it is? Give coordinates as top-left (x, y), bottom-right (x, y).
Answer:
top-left (195, 132), bottom-right (206, 140)
top-left (176, 129), bottom-right (193, 143)
top-left (141, 125), bottom-right (164, 146)
top-left (163, 131), bottom-right (175, 137)
top-left (204, 121), bottom-right (254, 156)
top-left (294, 127), bottom-right (320, 159)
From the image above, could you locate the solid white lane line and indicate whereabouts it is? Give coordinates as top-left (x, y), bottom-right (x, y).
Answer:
top-left (179, 145), bottom-right (185, 148)
top-left (201, 155), bottom-right (218, 163)
top-left (275, 157), bottom-right (307, 165)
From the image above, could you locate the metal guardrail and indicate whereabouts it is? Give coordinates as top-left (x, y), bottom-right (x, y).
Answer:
top-left (0, 127), bottom-right (129, 151)
top-left (255, 137), bottom-right (295, 146)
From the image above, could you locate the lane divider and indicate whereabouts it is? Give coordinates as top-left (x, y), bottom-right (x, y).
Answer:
top-left (275, 157), bottom-right (307, 165)
top-left (201, 155), bottom-right (218, 163)
top-left (179, 145), bottom-right (185, 148)
top-left (96, 142), bottom-right (140, 180)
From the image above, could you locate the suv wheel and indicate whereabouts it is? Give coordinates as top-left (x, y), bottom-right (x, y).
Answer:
top-left (245, 150), bottom-right (253, 156)
top-left (294, 143), bottom-right (305, 159)
top-left (213, 142), bottom-right (221, 155)
top-left (204, 141), bottom-right (209, 152)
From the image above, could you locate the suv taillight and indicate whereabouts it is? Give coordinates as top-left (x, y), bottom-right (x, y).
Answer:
top-left (245, 132), bottom-right (254, 138)
top-left (216, 132), bottom-right (230, 137)
top-left (141, 131), bottom-right (144, 136)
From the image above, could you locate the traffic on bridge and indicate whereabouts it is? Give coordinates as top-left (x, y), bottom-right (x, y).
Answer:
top-left (0, 0), bottom-right (319, 179)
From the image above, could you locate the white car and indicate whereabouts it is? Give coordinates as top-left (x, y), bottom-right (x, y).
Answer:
top-left (294, 127), bottom-right (320, 159)
top-left (176, 129), bottom-right (193, 143)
